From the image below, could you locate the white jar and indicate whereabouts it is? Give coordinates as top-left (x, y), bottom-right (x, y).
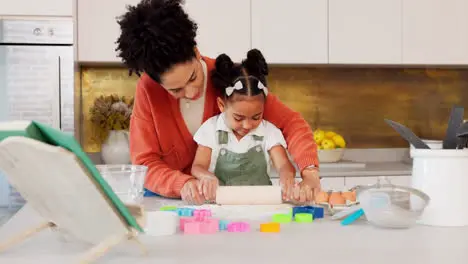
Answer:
top-left (410, 148), bottom-right (468, 227)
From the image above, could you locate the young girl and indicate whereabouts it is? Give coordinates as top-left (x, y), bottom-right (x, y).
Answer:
top-left (191, 49), bottom-right (296, 202)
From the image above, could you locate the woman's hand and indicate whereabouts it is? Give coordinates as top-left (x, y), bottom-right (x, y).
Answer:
top-left (180, 179), bottom-right (205, 205)
top-left (197, 175), bottom-right (219, 202)
top-left (293, 167), bottom-right (321, 203)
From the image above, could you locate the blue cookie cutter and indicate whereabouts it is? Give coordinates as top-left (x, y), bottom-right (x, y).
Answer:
top-left (219, 220), bottom-right (230, 231)
top-left (292, 206), bottom-right (324, 219)
top-left (176, 207), bottom-right (195, 217)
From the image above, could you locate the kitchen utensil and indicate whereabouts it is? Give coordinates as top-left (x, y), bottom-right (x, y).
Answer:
top-left (357, 183), bottom-right (430, 229)
top-left (443, 106), bottom-right (464, 149)
top-left (384, 119), bottom-right (430, 149)
top-left (456, 121), bottom-right (468, 149)
top-left (341, 208), bottom-right (365, 226)
top-left (331, 204), bottom-right (361, 220)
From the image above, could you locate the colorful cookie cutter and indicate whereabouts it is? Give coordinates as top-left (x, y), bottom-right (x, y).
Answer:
top-left (292, 206), bottom-right (314, 216)
top-left (177, 207), bottom-right (195, 217)
top-left (312, 206), bottom-right (324, 219)
top-left (295, 213), bottom-right (313, 223)
top-left (227, 222), bottom-right (250, 232)
top-left (159, 205), bottom-right (178, 211)
top-left (179, 217), bottom-right (195, 231)
top-left (272, 213), bottom-right (292, 223)
top-left (193, 209), bottom-right (212, 220)
top-left (219, 219), bottom-right (230, 231)
top-left (260, 222), bottom-right (280, 233)
top-left (292, 206), bottom-right (324, 219)
top-left (184, 218), bottom-right (219, 234)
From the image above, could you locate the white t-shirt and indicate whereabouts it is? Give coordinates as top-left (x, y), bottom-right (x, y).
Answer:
top-left (180, 59), bottom-right (208, 135)
top-left (193, 113), bottom-right (287, 175)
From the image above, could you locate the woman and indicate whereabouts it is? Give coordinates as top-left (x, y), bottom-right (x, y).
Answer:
top-left (115, 0), bottom-right (321, 204)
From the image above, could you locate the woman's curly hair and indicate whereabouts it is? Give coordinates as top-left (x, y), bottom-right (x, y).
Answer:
top-left (115, 0), bottom-right (198, 82)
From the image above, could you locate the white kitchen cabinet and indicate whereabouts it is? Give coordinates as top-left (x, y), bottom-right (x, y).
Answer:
top-left (78, 0), bottom-right (250, 63)
top-left (328, 0), bottom-right (402, 64)
top-left (402, 0), bottom-right (468, 64)
top-left (251, 0), bottom-right (328, 64)
top-left (183, 0), bottom-right (251, 63)
top-left (78, 0), bottom-right (140, 63)
top-left (0, 0), bottom-right (72, 17)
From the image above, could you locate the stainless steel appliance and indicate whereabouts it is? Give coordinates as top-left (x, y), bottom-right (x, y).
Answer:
top-left (0, 18), bottom-right (75, 208)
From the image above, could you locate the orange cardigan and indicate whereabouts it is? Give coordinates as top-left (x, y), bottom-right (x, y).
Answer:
top-left (130, 56), bottom-right (319, 198)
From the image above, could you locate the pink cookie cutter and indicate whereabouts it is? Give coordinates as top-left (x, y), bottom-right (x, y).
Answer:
top-left (227, 222), bottom-right (250, 232)
top-left (193, 209), bottom-right (212, 221)
top-left (180, 217), bottom-right (195, 231)
top-left (184, 218), bottom-right (219, 234)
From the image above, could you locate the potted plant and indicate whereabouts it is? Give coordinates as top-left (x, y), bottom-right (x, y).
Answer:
top-left (89, 94), bottom-right (134, 164)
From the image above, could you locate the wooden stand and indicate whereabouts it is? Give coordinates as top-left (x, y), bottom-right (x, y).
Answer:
top-left (0, 205), bottom-right (148, 264)
top-left (0, 137), bottom-right (151, 263)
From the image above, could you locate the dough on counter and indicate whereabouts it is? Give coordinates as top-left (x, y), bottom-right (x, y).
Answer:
top-left (215, 186), bottom-right (282, 205)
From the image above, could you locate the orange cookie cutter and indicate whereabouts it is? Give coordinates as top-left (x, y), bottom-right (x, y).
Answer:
top-left (260, 222), bottom-right (280, 233)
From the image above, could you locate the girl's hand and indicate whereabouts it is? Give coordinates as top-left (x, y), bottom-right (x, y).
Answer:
top-left (279, 174), bottom-right (295, 202)
top-left (181, 179), bottom-right (205, 205)
top-left (197, 175), bottom-right (219, 202)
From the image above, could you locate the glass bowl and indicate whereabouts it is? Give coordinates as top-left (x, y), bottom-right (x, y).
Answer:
top-left (96, 164), bottom-right (148, 205)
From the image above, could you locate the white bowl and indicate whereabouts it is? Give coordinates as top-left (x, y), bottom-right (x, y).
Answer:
top-left (318, 148), bottom-right (345, 163)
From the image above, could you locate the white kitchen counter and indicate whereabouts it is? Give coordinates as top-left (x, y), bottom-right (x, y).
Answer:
top-left (1, 198), bottom-right (468, 264)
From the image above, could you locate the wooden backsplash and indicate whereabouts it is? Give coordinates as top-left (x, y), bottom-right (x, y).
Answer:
top-left (80, 66), bottom-right (468, 152)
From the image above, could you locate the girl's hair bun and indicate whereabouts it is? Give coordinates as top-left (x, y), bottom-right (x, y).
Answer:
top-left (244, 49), bottom-right (268, 76)
top-left (212, 53), bottom-right (235, 91)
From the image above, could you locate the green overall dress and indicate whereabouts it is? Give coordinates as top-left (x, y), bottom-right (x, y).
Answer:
top-left (214, 130), bottom-right (272, 186)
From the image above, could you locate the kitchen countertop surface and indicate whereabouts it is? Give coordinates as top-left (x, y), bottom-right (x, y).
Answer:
top-left (317, 161), bottom-right (411, 177)
top-left (1, 197), bottom-right (467, 264)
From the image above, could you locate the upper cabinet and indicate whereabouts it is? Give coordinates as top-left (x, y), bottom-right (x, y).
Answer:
top-left (76, 0), bottom-right (468, 65)
top-left (328, 0), bottom-right (402, 64)
top-left (0, 0), bottom-right (72, 17)
top-left (183, 0), bottom-right (251, 63)
top-left (402, 0), bottom-right (468, 65)
top-left (251, 0), bottom-right (328, 64)
top-left (78, 0), bottom-right (140, 63)
top-left (78, 0), bottom-right (250, 63)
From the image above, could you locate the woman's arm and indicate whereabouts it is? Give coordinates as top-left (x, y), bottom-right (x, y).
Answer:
top-left (191, 145), bottom-right (215, 179)
top-left (263, 93), bottom-right (319, 173)
top-left (130, 80), bottom-right (195, 198)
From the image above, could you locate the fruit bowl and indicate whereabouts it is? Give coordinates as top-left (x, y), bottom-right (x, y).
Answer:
top-left (313, 129), bottom-right (347, 163)
top-left (318, 148), bottom-right (344, 163)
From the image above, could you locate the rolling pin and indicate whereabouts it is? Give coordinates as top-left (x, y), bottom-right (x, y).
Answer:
top-left (215, 186), bottom-right (282, 205)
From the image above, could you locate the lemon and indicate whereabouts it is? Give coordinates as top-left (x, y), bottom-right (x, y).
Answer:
top-left (321, 139), bottom-right (336, 150)
top-left (314, 129), bottom-right (325, 145)
top-left (325, 131), bottom-right (337, 139)
top-left (332, 135), bottom-right (346, 148)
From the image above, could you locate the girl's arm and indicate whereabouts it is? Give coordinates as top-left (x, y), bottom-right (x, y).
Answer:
top-left (269, 145), bottom-right (296, 179)
top-left (191, 145), bottom-right (215, 179)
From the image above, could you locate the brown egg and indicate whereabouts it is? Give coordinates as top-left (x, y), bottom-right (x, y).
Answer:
top-left (315, 191), bottom-right (329, 203)
top-left (341, 190), bottom-right (357, 202)
top-left (328, 192), bottom-right (346, 206)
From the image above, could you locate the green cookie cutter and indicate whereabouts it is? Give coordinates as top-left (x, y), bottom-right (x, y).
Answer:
top-left (159, 205), bottom-right (178, 211)
top-left (295, 213), bottom-right (313, 223)
top-left (272, 213), bottom-right (292, 223)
